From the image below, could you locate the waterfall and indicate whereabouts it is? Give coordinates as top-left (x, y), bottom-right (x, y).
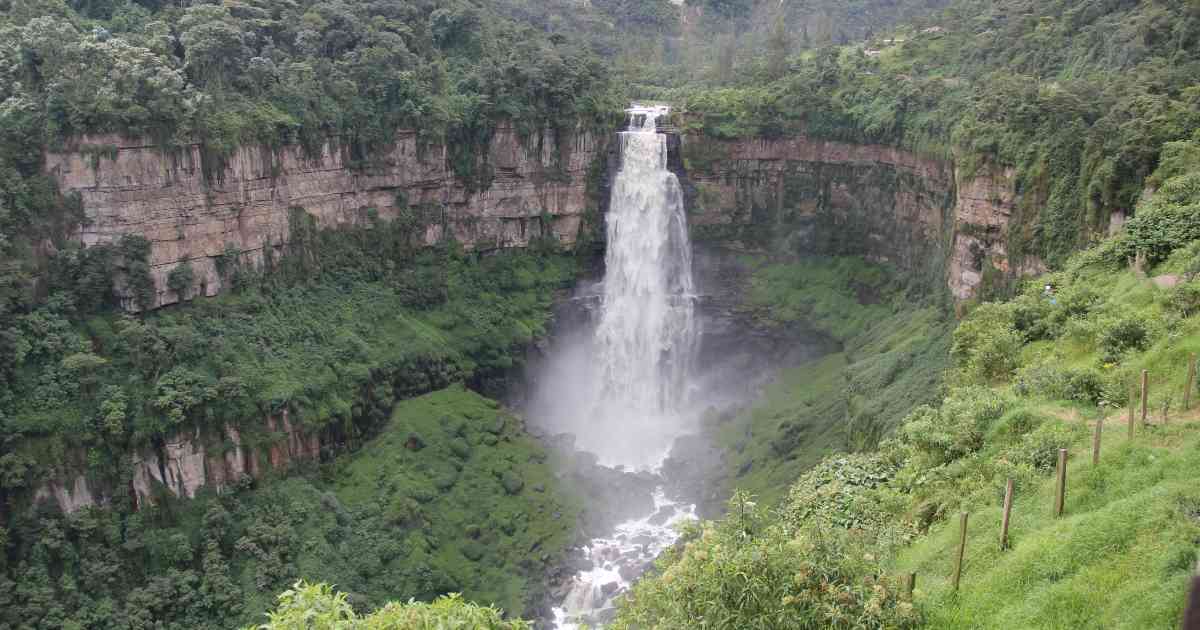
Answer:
top-left (588, 105), bottom-right (698, 466)
top-left (544, 104), bottom-right (702, 629)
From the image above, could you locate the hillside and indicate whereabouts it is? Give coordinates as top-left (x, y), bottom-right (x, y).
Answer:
top-left (611, 141), bottom-right (1200, 628)
top-left (668, 0), bottom-right (1200, 280)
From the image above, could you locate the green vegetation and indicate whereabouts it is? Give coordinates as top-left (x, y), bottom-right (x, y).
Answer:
top-left (3, 387), bottom-right (578, 628)
top-left (249, 581), bottom-right (530, 629)
top-left (2, 217), bottom-right (574, 458)
top-left (714, 256), bottom-right (952, 506)
top-left (618, 168), bottom-right (1200, 628)
top-left (0, 209), bottom-right (580, 627)
top-left (4, 0), bottom-right (1200, 627)
top-left (662, 0), bottom-right (1200, 268)
top-left (0, 0), bottom-right (638, 402)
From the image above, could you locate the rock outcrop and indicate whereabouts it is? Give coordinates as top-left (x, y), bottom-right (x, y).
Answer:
top-left (45, 123), bottom-right (604, 309)
top-left (35, 409), bottom-right (320, 511)
top-left (673, 134), bottom-right (1043, 299)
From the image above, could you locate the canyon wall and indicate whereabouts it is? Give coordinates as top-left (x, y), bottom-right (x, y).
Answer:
top-left (30, 127), bottom-right (1035, 514)
top-left (45, 123), bottom-right (605, 309)
top-left (672, 134), bottom-right (1043, 299)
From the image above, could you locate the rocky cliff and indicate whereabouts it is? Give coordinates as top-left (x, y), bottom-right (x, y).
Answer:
top-left (33, 356), bottom-right (460, 513)
top-left (45, 123), bottom-right (605, 309)
top-left (672, 134), bottom-right (1044, 300)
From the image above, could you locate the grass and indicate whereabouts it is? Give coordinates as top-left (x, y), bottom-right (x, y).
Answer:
top-left (714, 255), bottom-right (952, 506)
top-left (715, 353), bottom-right (849, 507)
top-left (239, 386), bottom-right (581, 620)
top-left (895, 419), bottom-right (1200, 629)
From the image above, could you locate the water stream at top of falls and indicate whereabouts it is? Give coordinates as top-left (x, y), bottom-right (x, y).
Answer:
top-left (549, 104), bottom-right (700, 629)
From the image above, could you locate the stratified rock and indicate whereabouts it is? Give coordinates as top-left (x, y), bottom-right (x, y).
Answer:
top-left (45, 125), bottom-right (606, 311)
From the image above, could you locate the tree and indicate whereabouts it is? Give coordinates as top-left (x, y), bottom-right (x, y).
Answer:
top-left (766, 15), bottom-right (791, 80)
top-left (167, 261), bottom-right (196, 300)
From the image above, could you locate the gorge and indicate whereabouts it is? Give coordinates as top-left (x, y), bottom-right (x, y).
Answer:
top-left (4, 0), bottom-right (1199, 627)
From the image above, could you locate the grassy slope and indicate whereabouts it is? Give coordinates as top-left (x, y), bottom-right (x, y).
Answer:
top-left (616, 179), bottom-right (1200, 627)
top-left (233, 386), bottom-right (580, 621)
top-left (899, 416), bottom-right (1199, 629)
top-left (713, 256), bottom-right (952, 506)
top-left (893, 249), bottom-right (1200, 628)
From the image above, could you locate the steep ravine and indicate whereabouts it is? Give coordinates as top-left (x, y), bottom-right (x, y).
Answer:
top-left (31, 127), bottom-right (1036, 515)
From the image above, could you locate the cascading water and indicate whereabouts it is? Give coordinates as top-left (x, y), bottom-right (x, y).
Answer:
top-left (547, 105), bottom-right (700, 628)
top-left (577, 105), bottom-right (699, 467)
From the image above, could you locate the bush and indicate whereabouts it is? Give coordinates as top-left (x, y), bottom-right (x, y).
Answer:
top-left (1098, 317), bottom-right (1150, 364)
top-left (1003, 420), bottom-right (1087, 472)
top-left (167, 261), bottom-right (196, 300)
top-left (952, 303), bottom-right (1022, 382)
top-left (1015, 362), bottom-right (1105, 404)
top-left (250, 581), bottom-right (530, 629)
top-left (782, 453), bottom-right (902, 533)
top-left (1010, 292), bottom-right (1056, 341)
top-left (1166, 281), bottom-right (1200, 318)
top-left (899, 387), bottom-right (1009, 467)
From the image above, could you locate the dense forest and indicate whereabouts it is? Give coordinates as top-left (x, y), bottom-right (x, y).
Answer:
top-left (663, 0), bottom-right (1200, 269)
top-left (3, 0), bottom-right (1200, 627)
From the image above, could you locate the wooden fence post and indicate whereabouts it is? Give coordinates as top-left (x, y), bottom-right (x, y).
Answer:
top-left (903, 572), bottom-right (916, 599)
top-left (1000, 478), bottom-right (1014, 550)
top-left (1141, 369), bottom-right (1149, 426)
top-left (953, 512), bottom-right (968, 592)
top-left (1092, 420), bottom-right (1103, 465)
top-left (1128, 382), bottom-right (1136, 439)
top-left (1186, 354), bottom-right (1196, 411)
top-left (1054, 449), bottom-right (1068, 517)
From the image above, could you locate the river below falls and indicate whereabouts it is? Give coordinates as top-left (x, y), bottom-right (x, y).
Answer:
top-left (552, 488), bottom-right (696, 628)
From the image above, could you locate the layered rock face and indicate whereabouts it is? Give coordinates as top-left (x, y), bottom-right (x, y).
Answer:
top-left (45, 123), bottom-right (603, 309)
top-left (34, 357), bottom-right (459, 513)
top-left (673, 134), bottom-right (1042, 299)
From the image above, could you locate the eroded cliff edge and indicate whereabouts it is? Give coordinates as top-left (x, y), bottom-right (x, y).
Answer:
top-left (671, 134), bottom-right (1046, 301)
top-left (46, 123), bottom-right (606, 309)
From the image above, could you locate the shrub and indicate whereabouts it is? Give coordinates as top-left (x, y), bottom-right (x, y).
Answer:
top-left (952, 303), bottom-right (1022, 382)
top-left (1166, 281), bottom-right (1200, 317)
top-left (1098, 317), bottom-right (1150, 363)
top-left (1015, 363), bottom-right (1105, 404)
top-left (167, 261), bottom-right (196, 299)
top-left (250, 581), bottom-right (530, 629)
top-left (1003, 420), bottom-right (1087, 472)
top-left (986, 408), bottom-right (1041, 443)
top-left (782, 453), bottom-right (901, 533)
top-left (1010, 292), bottom-right (1056, 341)
top-left (899, 387), bottom-right (1009, 467)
